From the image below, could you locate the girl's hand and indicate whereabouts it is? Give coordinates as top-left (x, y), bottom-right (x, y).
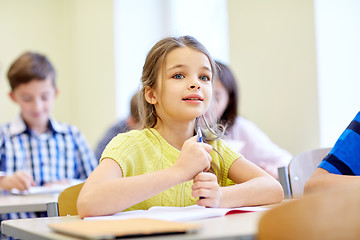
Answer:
top-left (174, 136), bottom-right (213, 181)
top-left (192, 172), bottom-right (222, 207)
top-left (0, 170), bottom-right (36, 191)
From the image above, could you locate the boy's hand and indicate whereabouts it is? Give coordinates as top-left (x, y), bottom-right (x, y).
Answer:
top-left (0, 170), bottom-right (35, 191)
top-left (192, 172), bottom-right (222, 207)
top-left (43, 179), bottom-right (69, 187)
top-left (174, 136), bottom-right (213, 181)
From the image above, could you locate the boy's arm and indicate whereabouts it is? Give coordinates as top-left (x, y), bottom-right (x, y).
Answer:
top-left (304, 168), bottom-right (360, 194)
top-left (0, 170), bottom-right (35, 191)
top-left (72, 128), bottom-right (98, 178)
top-left (0, 128), bottom-right (35, 191)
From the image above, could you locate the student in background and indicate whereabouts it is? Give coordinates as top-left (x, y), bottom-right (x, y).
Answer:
top-left (77, 35), bottom-right (283, 218)
top-left (305, 111), bottom-right (360, 193)
top-left (0, 52), bottom-right (97, 220)
top-left (214, 61), bottom-right (292, 179)
top-left (94, 91), bottom-right (141, 160)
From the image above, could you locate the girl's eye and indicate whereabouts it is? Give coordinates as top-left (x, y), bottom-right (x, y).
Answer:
top-left (199, 75), bottom-right (210, 81)
top-left (173, 73), bottom-right (184, 79)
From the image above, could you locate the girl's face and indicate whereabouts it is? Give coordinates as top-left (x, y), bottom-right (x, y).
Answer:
top-left (147, 47), bottom-right (213, 124)
top-left (213, 79), bottom-right (229, 119)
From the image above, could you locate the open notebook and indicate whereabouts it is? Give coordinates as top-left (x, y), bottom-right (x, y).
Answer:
top-left (48, 218), bottom-right (200, 239)
top-left (10, 180), bottom-right (84, 195)
top-left (49, 205), bottom-right (268, 239)
top-left (84, 204), bottom-right (269, 222)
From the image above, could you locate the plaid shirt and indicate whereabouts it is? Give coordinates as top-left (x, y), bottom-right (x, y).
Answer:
top-left (0, 115), bottom-right (97, 220)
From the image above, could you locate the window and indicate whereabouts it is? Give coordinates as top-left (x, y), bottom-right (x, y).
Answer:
top-left (314, 0), bottom-right (360, 146)
top-left (113, 0), bottom-right (229, 119)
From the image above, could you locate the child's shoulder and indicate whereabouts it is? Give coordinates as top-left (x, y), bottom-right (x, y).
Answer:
top-left (0, 117), bottom-right (21, 137)
top-left (0, 122), bottom-right (11, 131)
top-left (209, 137), bottom-right (227, 148)
top-left (0, 124), bottom-right (4, 145)
top-left (209, 137), bottom-right (242, 157)
top-left (49, 118), bottom-right (90, 138)
top-left (107, 128), bottom-right (160, 150)
top-left (50, 119), bottom-right (79, 133)
top-left (354, 111), bottom-right (360, 122)
top-left (111, 128), bottom-right (149, 142)
top-left (103, 129), bottom-right (150, 155)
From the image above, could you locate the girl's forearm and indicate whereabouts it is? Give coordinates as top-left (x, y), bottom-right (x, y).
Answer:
top-left (218, 176), bottom-right (284, 208)
top-left (78, 166), bottom-right (186, 218)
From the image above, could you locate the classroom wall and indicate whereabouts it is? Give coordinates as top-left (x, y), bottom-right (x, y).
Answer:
top-left (0, 0), bottom-right (72, 123)
top-left (228, 0), bottom-right (319, 155)
top-left (67, 0), bottom-right (116, 150)
top-left (0, 0), bottom-right (115, 151)
top-left (1, 0), bottom-right (320, 155)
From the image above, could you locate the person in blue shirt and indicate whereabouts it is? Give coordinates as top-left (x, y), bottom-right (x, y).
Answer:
top-left (305, 111), bottom-right (360, 193)
top-left (0, 51), bottom-right (97, 220)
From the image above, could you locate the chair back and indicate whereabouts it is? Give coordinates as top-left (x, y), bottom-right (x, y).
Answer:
top-left (257, 185), bottom-right (360, 240)
top-left (57, 182), bottom-right (84, 216)
top-left (288, 147), bottom-right (331, 198)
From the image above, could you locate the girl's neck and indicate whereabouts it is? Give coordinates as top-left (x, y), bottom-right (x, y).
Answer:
top-left (154, 121), bottom-right (195, 150)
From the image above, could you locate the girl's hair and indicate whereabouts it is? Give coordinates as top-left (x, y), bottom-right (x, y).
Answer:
top-left (215, 60), bottom-right (239, 132)
top-left (138, 35), bottom-right (225, 181)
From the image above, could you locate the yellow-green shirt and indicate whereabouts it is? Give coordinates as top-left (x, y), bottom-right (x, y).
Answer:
top-left (101, 128), bottom-right (242, 211)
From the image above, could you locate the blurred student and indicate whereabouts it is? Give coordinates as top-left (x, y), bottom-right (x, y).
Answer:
top-left (305, 111), bottom-right (360, 193)
top-left (95, 92), bottom-right (141, 160)
top-left (0, 52), bottom-right (97, 220)
top-left (214, 61), bottom-right (292, 179)
top-left (77, 35), bottom-right (283, 218)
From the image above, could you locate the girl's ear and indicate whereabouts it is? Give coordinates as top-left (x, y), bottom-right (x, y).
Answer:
top-left (144, 86), bottom-right (158, 105)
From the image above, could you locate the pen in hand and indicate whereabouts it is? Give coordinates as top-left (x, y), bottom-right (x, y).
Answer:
top-left (197, 127), bottom-right (205, 200)
top-left (197, 127), bottom-right (202, 143)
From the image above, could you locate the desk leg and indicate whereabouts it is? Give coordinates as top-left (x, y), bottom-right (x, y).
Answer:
top-left (46, 202), bottom-right (59, 217)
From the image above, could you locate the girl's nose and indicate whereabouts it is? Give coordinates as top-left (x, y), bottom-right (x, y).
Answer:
top-left (190, 85), bottom-right (201, 90)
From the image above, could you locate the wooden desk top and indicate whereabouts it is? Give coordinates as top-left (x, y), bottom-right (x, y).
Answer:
top-left (0, 192), bottom-right (58, 214)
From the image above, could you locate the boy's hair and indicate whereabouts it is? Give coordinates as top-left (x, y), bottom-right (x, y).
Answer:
top-left (215, 60), bottom-right (239, 131)
top-left (139, 35), bottom-right (217, 130)
top-left (7, 52), bottom-right (56, 90)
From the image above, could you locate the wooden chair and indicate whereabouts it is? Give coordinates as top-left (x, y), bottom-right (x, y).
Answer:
top-left (278, 147), bottom-right (331, 198)
top-left (46, 182), bottom-right (84, 217)
top-left (257, 185), bottom-right (360, 240)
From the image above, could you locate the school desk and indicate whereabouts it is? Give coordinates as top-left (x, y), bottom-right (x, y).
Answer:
top-left (0, 192), bottom-right (58, 214)
top-left (1, 211), bottom-right (264, 240)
